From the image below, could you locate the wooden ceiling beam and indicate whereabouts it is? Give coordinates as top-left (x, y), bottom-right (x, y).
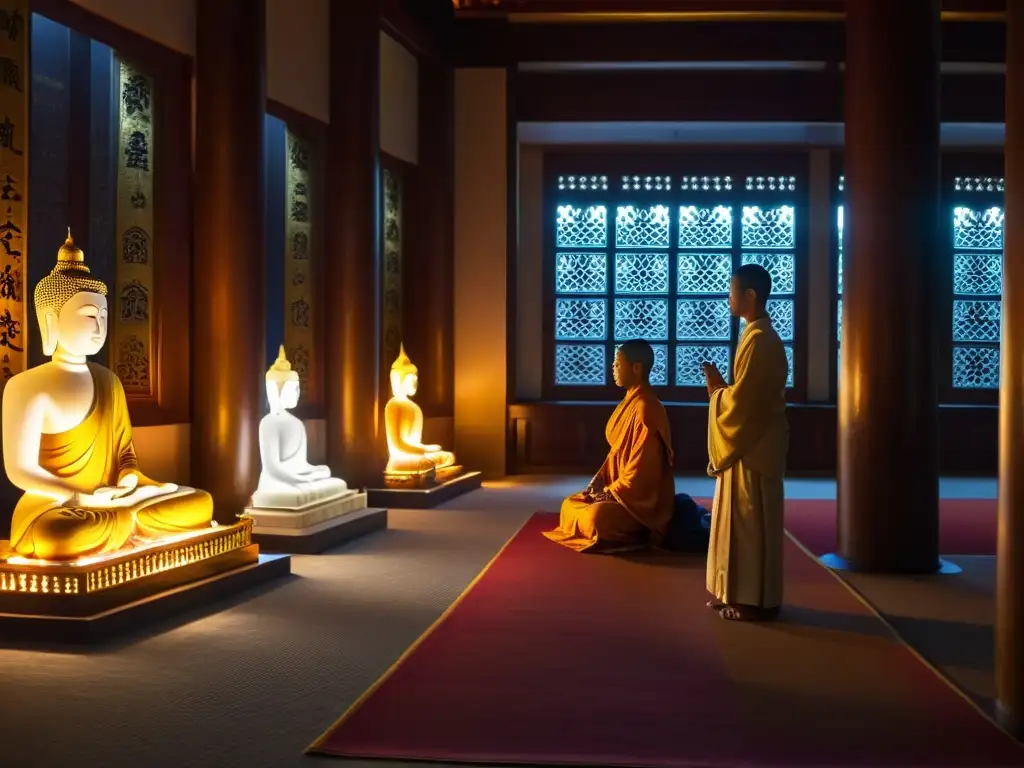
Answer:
top-left (514, 69), bottom-right (1005, 124)
top-left (379, 0), bottom-right (454, 61)
top-left (453, 19), bottom-right (1005, 66)
top-left (452, 0), bottom-right (1004, 17)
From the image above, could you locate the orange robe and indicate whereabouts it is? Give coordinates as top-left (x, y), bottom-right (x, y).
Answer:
top-left (544, 385), bottom-right (675, 553)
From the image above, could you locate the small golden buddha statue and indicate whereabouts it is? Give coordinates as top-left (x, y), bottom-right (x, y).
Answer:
top-left (0, 231), bottom-right (214, 562)
top-left (384, 344), bottom-right (457, 484)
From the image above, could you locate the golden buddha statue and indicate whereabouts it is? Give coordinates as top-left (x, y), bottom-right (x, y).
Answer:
top-left (0, 232), bottom-right (214, 562)
top-left (384, 344), bottom-right (457, 484)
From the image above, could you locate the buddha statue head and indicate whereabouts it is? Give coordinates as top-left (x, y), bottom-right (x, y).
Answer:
top-left (34, 230), bottom-right (109, 359)
top-left (266, 345), bottom-right (300, 413)
top-left (390, 344), bottom-right (418, 399)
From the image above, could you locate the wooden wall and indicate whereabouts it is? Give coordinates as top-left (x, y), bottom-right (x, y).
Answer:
top-left (508, 402), bottom-right (998, 476)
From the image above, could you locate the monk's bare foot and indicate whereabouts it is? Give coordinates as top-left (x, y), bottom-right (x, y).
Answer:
top-left (706, 599), bottom-right (725, 610)
top-left (718, 604), bottom-right (780, 622)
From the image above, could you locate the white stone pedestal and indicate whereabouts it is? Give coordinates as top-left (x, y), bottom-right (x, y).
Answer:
top-left (245, 491), bottom-right (387, 554)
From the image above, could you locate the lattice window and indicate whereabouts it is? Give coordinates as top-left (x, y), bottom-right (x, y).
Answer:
top-left (950, 178), bottom-right (1003, 391)
top-left (679, 205), bottom-right (732, 250)
top-left (555, 343), bottom-right (606, 386)
top-left (616, 205), bottom-right (671, 249)
top-left (615, 298), bottom-right (670, 341)
top-left (741, 205), bottom-right (795, 250)
top-left (745, 175), bottom-right (796, 192)
top-left (676, 203), bottom-right (732, 387)
top-left (622, 175), bottom-right (672, 191)
top-left (681, 176), bottom-right (732, 192)
top-left (953, 206), bottom-right (1003, 251)
top-left (616, 253), bottom-right (669, 294)
top-left (558, 175), bottom-right (608, 191)
top-left (555, 298), bottom-right (607, 341)
top-left (556, 252), bottom-right (606, 294)
top-left (740, 206), bottom-right (796, 387)
top-left (551, 169), bottom-right (801, 392)
top-left (553, 199), bottom-right (610, 384)
top-left (614, 197), bottom-right (671, 383)
top-left (954, 176), bottom-right (1003, 193)
top-left (556, 204), bottom-right (607, 249)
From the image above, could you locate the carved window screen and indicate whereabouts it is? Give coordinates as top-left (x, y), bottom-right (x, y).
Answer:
top-left (949, 175), bottom-right (1003, 394)
top-left (545, 160), bottom-right (807, 402)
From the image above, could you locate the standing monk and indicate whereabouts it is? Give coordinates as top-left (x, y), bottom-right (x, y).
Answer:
top-left (703, 264), bottom-right (790, 621)
top-left (544, 340), bottom-right (675, 553)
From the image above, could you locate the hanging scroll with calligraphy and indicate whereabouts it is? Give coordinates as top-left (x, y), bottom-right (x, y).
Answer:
top-left (0, 0), bottom-right (27, 387)
top-left (284, 127), bottom-right (315, 396)
top-left (114, 59), bottom-right (154, 394)
top-left (382, 167), bottom-right (403, 368)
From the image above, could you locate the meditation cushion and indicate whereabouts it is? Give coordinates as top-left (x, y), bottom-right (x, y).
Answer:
top-left (663, 492), bottom-right (711, 553)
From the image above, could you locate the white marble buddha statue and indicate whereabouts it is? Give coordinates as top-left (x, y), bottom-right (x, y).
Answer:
top-left (1, 231), bottom-right (214, 562)
top-left (384, 344), bottom-right (456, 479)
top-left (251, 346), bottom-right (349, 509)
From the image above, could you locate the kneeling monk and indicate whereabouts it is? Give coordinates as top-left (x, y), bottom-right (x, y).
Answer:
top-left (544, 340), bottom-right (674, 553)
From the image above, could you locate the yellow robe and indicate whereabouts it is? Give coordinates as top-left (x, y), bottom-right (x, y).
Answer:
top-left (545, 385), bottom-right (675, 553)
top-left (9, 364), bottom-right (214, 561)
top-left (706, 318), bottom-right (790, 609)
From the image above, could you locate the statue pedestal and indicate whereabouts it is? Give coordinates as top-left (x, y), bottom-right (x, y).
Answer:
top-left (245, 490), bottom-right (387, 554)
top-left (368, 470), bottom-right (482, 509)
top-left (0, 519), bottom-right (291, 643)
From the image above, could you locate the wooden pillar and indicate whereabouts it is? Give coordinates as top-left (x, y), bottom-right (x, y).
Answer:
top-left (191, 0), bottom-right (266, 520)
top-left (326, 3), bottom-right (383, 487)
top-left (836, 0), bottom-right (941, 572)
top-left (996, 0), bottom-right (1024, 737)
top-left (406, 55), bottom-right (454, 416)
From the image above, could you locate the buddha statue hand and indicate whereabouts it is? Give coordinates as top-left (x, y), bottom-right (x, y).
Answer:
top-left (67, 489), bottom-right (134, 509)
top-left (299, 465), bottom-right (332, 482)
top-left (83, 473), bottom-right (140, 502)
top-left (424, 444), bottom-right (442, 453)
top-left (71, 481), bottom-right (178, 510)
top-left (117, 473), bottom-right (178, 494)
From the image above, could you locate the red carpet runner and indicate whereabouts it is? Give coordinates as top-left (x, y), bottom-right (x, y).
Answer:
top-left (782, 498), bottom-right (997, 556)
top-left (310, 513), bottom-right (1022, 767)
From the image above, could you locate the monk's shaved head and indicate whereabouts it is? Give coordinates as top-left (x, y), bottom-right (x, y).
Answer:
top-left (732, 263), bottom-right (772, 308)
top-left (618, 339), bottom-right (654, 379)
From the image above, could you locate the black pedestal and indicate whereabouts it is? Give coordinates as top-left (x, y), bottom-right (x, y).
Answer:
top-left (367, 471), bottom-right (483, 509)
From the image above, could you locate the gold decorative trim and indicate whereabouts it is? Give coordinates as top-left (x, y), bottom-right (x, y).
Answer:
top-left (382, 168), bottom-right (403, 376)
top-left (0, 0), bottom-right (28, 389)
top-left (0, 519), bottom-right (253, 597)
top-left (284, 128), bottom-right (316, 396)
top-left (940, 11), bottom-right (1005, 23)
top-left (114, 59), bottom-right (157, 394)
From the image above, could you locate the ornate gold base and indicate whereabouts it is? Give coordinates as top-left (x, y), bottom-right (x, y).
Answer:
top-left (369, 470), bottom-right (482, 509)
top-left (0, 520), bottom-right (257, 618)
top-left (383, 464), bottom-right (463, 490)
